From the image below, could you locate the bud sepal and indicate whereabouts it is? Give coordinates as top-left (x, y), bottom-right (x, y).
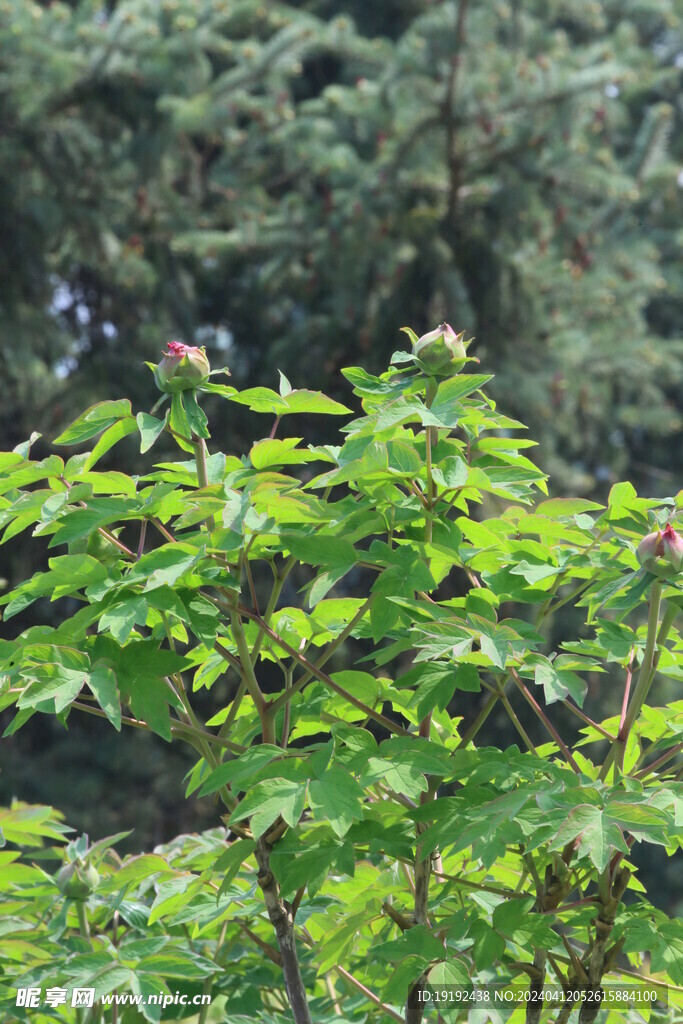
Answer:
top-left (57, 859), bottom-right (100, 900)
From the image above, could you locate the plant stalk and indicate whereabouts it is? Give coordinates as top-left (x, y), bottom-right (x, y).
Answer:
top-left (254, 838), bottom-right (313, 1024)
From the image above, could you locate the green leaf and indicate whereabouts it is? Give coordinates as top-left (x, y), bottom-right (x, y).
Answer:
top-left (431, 455), bottom-right (468, 489)
top-left (282, 532), bottom-right (357, 569)
top-left (608, 481), bottom-right (638, 510)
top-left (492, 897), bottom-right (535, 936)
top-left (136, 952), bottom-right (217, 980)
top-left (343, 366), bottom-right (410, 396)
top-left (280, 390), bottom-right (352, 416)
top-left (97, 854), bottom-right (171, 891)
top-left (18, 664), bottom-right (85, 713)
top-left (330, 670), bottom-right (380, 706)
top-left (230, 385), bottom-right (351, 416)
top-left (129, 545), bottom-right (198, 591)
top-left (129, 974), bottom-right (168, 1024)
top-left (99, 596), bottom-right (148, 644)
top-left (47, 554), bottom-right (109, 598)
top-left (168, 393), bottom-right (194, 452)
top-left (309, 565), bottom-right (355, 606)
top-left (552, 805), bottom-right (628, 871)
top-left (536, 498), bottom-right (604, 516)
top-left (0, 805), bottom-right (68, 845)
top-left (183, 389), bottom-right (210, 439)
top-left (270, 834), bottom-right (340, 897)
top-left (53, 400), bottom-right (132, 445)
top-left (650, 923), bottom-right (683, 983)
top-left (386, 440), bottom-right (422, 475)
top-left (81, 469), bottom-right (137, 497)
top-left (83, 965), bottom-right (134, 1000)
top-left (137, 412), bottom-right (168, 453)
top-left (84, 417), bottom-right (137, 470)
top-left (534, 660), bottom-right (587, 706)
top-left (48, 499), bottom-right (138, 547)
top-left (469, 920), bottom-right (506, 970)
top-left (227, 387), bottom-right (287, 414)
top-left (428, 959), bottom-right (471, 987)
top-left (180, 592), bottom-right (220, 645)
top-left (362, 757), bottom-right (428, 801)
top-left (383, 956), bottom-right (431, 1003)
top-left (122, 675), bottom-right (183, 742)
top-left (213, 839), bottom-right (256, 893)
top-left (230, 779), bottom-right (307, 838)
top-left (250, 438), bottom-right (320, 469)
top-left (198, 746), bottom-right (284, 795)
top-left (510, 560), bottom-right (562, 584)
top-left (374, 925), bottom-right (446, 962)
top-left (118, 640), bottom-right (193, 679)
top-left (87, 663), bottom-right (121, 730)
top-left (309, 766), bottom-right (364, 837)
top-left (400, 664), bottom-right (461, 720)
top-left (435, 374), bottom-right (494, 405)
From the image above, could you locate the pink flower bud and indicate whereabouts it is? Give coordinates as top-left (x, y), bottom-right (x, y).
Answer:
top-left (636, 523), bottom-right (683, 577)
top-left (154, 341), bottom-right (210, 393)
top-left (413, 322), bottom-right (469, 376)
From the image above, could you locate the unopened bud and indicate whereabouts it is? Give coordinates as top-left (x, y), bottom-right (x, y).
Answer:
top-left (636, 523), bottom-right (683, 577)
top-left (57, 859), bottom-right (100, 900)
top-left (412, 323), bottom-right (470, 376)
top-left (154, 341), bottom-right (210, 393)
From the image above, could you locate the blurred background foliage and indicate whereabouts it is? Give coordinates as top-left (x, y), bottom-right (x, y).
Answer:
top-left (1, 0), bottom-right (682, 903)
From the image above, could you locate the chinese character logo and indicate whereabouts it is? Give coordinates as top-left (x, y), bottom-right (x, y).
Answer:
top-left (45, 988), bottom-right (68, 1008)
top-left (15, 988), bottom-right (41, 1008)
top-left (71, 988), bottom-right (96, 1008)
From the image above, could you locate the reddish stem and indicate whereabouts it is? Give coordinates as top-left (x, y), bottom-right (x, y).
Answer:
top-left (617, 648), bottom-right (636, 742)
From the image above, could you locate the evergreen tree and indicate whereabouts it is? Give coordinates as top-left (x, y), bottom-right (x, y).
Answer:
top-left (1, 0), bottom-right (680, 493)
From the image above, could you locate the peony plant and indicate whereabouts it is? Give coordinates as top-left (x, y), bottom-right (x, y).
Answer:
top-left (0, 329), bottom-right (682, 1024)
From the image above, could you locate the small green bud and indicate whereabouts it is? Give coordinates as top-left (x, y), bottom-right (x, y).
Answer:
top-left (154, 341), bottom-right (210, 393)
top-left (412, 322), bottom-right (471, 376)
top-left (57, 859), bottom-right (100, 900)
top-left (636, 523), bottom-right (683, 577)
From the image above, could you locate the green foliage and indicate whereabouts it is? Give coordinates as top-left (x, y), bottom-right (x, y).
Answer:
top-left (1, 335), bottom-right (683, 1022)
top-left (0, 0), bottom-right (681, 496)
